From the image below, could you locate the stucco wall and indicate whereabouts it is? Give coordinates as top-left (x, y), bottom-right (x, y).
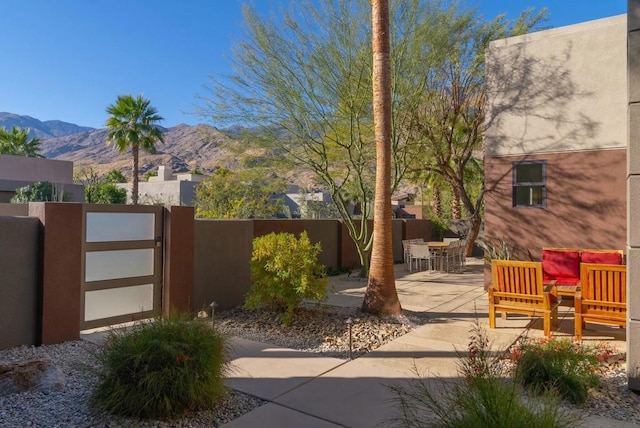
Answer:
top-left (118, 180), bottom-right (199, 206)
top-left (485, 15), bottom-right (627, 156)
top-left (193, 220), bottom-right (254, 312)
top-left (484, 149), bottom-right (626, 260)
top-left (0, 203), bottom-right (28, 216)
top-left (0, 154), bottom-right (74, 184)
top-left (0, 216), bottom-right (40, 349)
top-left (302, 219), bottom-right (340, 268)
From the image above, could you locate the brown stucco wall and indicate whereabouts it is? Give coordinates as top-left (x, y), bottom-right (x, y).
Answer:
top-left (391, 220), bottom-right (405, 263)
top-left (0, 216), bottom-right (40, 349)
top-left (29, 203), bottom-right (83, 345)
top-left (403, 219), bottom-right (434, 242)
top-left (163, 206), bottom-right (194, 315)
top-left (302, 219), bottom-right (339, 269)
top-left (484, 149), bottom-right (627, 261)
top-left (193, 220), bottom-right (254, 311)
top-left (253, 219), bottom-right (305, 237)
top-left (339, 220), bottom-right (373, 268)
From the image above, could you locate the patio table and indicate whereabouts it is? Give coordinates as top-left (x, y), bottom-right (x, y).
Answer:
top-left (427, 241), bottom-right (450, 271)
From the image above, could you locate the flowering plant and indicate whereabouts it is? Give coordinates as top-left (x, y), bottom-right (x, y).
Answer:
top-left (509, 336), bottom-right (618, 404)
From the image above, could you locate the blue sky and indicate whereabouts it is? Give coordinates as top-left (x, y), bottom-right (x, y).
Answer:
top-left (0, 0), bottom-right (627, 129)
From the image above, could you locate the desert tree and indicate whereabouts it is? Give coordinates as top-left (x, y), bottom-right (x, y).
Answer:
top-left (74, 168), bottom-right (127, 204)
top-left (194, 167), bottom-right (287, 219)
top-left (199, 0), bottom-right (442, 276)
top-left (105, 94), bottom-right (164, 205)
top-left (406, 3), bottom-right (546, 255)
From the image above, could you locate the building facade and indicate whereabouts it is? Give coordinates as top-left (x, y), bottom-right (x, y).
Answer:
top-left (0, 154), bottom-right (84, 202)
top-left (484, 15), bottom-right (627, 260)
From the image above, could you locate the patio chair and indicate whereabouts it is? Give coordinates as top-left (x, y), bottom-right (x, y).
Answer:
top-left (488, 260), bottom-right (558, 337)
top-left (574, 263), bottom-right (626, 340)
top-left (402, 239), bottom-right (425, 270)
top-left (409, 243), bottom-right (434, 273)
top-left (444, 239), bottom-right (466, 273)
top-left (402, 240), bottom-right (411, 269)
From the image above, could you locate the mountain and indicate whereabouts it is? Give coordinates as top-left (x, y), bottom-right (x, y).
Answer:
top-left (4, 112), bottom-right (318, 186)
top-left (40, 123), bottom-right (245, 178)
top-left (0, 112), bottom-right (94, 139)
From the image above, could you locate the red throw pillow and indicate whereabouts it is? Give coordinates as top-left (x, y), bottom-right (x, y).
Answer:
top-left (542, 250), bottom-right (580, 283)
top-left (581, 251), bottom-right (623, 265)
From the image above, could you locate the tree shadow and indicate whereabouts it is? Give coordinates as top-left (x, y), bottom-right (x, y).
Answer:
top-left (483, 35), bottom-right (626, 260)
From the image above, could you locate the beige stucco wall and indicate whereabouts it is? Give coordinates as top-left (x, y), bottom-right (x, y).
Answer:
top-left (0, 155), bottom-right (84, 202)
top-left (117, 180), bottom-right (198, 206)
top-left (0, 154), bottom-right (74, 183)
top-left (486, 15), bottom-right (627, 156)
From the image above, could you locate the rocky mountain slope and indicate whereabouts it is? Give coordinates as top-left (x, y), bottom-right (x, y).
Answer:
top-left (1, 113), bottom-right (250, 177)
top-left (39, 123), bottom-right (242, 178)
top-left (0, 112), bottom-right (94, 139)
top-left (2, 113), bottom-right (327, 188)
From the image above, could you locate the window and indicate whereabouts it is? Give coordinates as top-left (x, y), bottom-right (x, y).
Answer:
top-left (513, 161), bottom-right (546, 207)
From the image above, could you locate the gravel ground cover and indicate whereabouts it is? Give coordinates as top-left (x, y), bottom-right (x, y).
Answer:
top-left (1, 303), bottom-right (639, 427)
top-left (0, 340), bottom-right (265, 428)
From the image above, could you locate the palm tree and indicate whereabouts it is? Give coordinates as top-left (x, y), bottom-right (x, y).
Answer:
top-left (362, 0), bottom-right (402, 316)
top-left (0, 126), bottom-right (43, 157)
top-left (105, 94), bottom-right (164, 204)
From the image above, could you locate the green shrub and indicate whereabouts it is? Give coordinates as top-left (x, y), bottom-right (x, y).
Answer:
top-left (11, 181), bottom-right (71, 202)
top-left (511, 337), bottom-right (612, 405)
top-left (84, 183), bottom-right (127, 204)
top-left (246, 231), bottom-right (327, 324)
top-left (389, 321), bottom-right (580, 428)
top-left (91, 313), bottom-right (229, 419)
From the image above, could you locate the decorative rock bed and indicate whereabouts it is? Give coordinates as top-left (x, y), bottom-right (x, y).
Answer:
top-left (1, 304), bottom-right (639, 427)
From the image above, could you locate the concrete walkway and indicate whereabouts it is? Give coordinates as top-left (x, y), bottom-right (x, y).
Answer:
top-left (221, 258), bottom-right (633, 428)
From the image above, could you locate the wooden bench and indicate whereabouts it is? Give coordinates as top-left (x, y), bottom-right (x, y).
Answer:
top-left (488, 260), bottom-right (558, 337)
top-left (575, 263), bottom-right (626, 340)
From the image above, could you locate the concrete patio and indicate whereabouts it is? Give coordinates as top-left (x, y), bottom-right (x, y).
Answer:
top-left (222, 258), bottom-right (631, 427)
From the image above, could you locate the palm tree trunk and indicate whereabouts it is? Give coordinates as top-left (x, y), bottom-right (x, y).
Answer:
top-left (362, 0), bottom-right (401, 316)
top-left (132, 144), bottom-right (139, 205)
top-left (432, 187), bottom-right (442, 218)
top-left (451, 183), bottom-right (461, 219)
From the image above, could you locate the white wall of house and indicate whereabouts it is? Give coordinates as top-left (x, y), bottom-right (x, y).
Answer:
top-left (117, 165), bottom-right (202, 206)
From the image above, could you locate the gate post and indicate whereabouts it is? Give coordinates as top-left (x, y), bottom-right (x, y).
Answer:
top-left (29, 202), bottom-right (83, 345)
top-left (163, 206), bottom-right (194, 315)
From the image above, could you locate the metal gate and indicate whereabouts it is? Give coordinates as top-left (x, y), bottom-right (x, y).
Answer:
top-left (81, 205), bottom-right (164, 330)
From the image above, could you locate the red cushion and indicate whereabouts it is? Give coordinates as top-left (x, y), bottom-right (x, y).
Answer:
top-left (542, 250), bottom-right (580, 283)
top-left (554, 276), bottom-right (581, 286)
top-left (581, 251), bottom-right (623, 265)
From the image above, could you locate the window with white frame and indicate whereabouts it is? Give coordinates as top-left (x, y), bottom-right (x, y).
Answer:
top-left (512, 161), bottom-right (546, 207)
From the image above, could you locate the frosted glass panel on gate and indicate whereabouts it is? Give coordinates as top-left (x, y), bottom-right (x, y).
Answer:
top-left (86, 212), bottom-right (155, 242)
top-left (84, 283), bottom-right (154, 321)
top-left (86, 249), bottom-right (154, 282)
